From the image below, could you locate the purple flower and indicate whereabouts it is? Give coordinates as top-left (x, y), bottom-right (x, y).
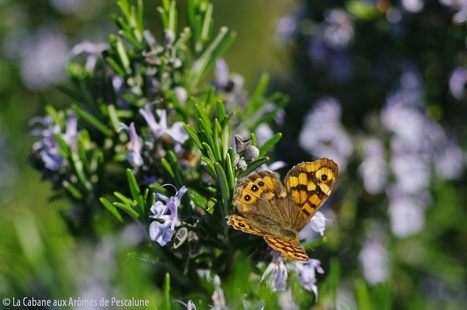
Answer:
top-left (149, 185), bottom-right (188, 246)
top-left (214, 59), bottom-right (230, 89)
top-left (440, 0), bottom-right (467, 23)
top-left (20, 27), bottom-right (68, 90)
top-left (387, 191), bottom-right (429, 237)
top-left (261, 251), bottom-right (288, 291)
top-left (69, 40), bottom-right (108, 72)
top-left (322, 9), bottom-right (354, 49)
top-left (63, 110), bottom-right (79, 148)
top-left (434, 140), bottom-right (464, 180)
top-left (30, 110), bottom-right (79, 171)
top-left (291, 258), bottom-right (324, 298)
top-left (299, 97), bottom-right (353, 170)
top-left (118, 122), bottom-right (144, 168)
top-left (359, 138), bottom-right (388, 194)
top-left (196, 271), bottom-right (227, 309)
top-left (139, 103), bottom-right (189, 144)
top-left (358, 232), bottom-right (389, 285)
top-left (448, 66), bottom-right (467, 100)
top-left (299, 211), bottom-right (327, 240)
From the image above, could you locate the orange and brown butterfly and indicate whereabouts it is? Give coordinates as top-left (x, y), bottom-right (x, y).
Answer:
top-left (226, 158), bottom-right (338, 261)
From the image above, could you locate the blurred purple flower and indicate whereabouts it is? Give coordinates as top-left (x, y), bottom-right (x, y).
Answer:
top-left (322, 9), bottom-right (354, 49)
top-left (359, 233), bottom-right (389, 284)
top-left (149, 185), bottom-right (188, 246)
top-left (448, 66), bottom-right (467, 100)
top-left (303, 9), bottom-right (354, 82)
top-left (211, 274), bottom-right (227, 310)
top-left (213, 59), bottom-right (248, 110)
top-left (139, 103), bottom-right (188, 144)
top-left (299, 97), bottom-right (353, 170)
top-left (69, 40), bottom-right (108, 72)
top-left (291, 258), bottom-right (324, 298)
top-left (118, 122), bottom-right (144, 168)
top-left (434, 140), bottom-right (465, 180)
top-left (30, 115), bottom-right (64, 171)
top-left (299, 211), bottom-right (327, 241)
top-left (359, 138), bottom-right (388, 194)
top-left (387, 191), bottom-right (429, 237)
top-left (196, 271), bottom-right (227, 309)
top-left (30, 110), bottom-right (79, 171)
top-left (20, 27), bottom-right (69, 90)
top-left (402, 0), bottom-right (424, 12)
top-left (379, 67), bottom-right (466, 236)
top-left (440, 0), bottom-right (467, 23)
top-left (62, 110), bottom-right (79, 149)
top-left (261, 251), bottom-right (288, 291)
top-left (276, 14), bottom-right (299, 45)
top-left (381, 70), bottom-right (425, 150)
top-left (391, 154), bottom-right (430, 195)
top-left (278, 290), bottom-right (299, 309)
top-left (214, 58), bottom-right (230, 89)
top-left (174, 300), bottom-right (197, 310)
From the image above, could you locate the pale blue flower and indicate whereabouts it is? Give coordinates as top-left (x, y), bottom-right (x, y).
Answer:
top-left (449, 66), bottom-right (467, 100)
top-left (322, 9), bottom-right (354, 48)
top-left (358, 231), bottom-right (390, 285)
top-left (434, 140), bottom-right (465, 180)
top-left (20, 27), bottom-right (68, 90)
top-left (214, 58), bottom-right (230, 89)
top-left (196, 270), bottom-right (227, 310)
top-left (118, 122), bottom-right (144, 168)
top-left (30, 110), bottom-right (79, 171)
top-left (387, 192), bottom-right (429, 237)
top-left (440, 0), bottom-right (467, 23)
top-left (359, 138), bottom-right (388, 194)
top-left (301, 211), bottom-right (327, 238)
top-left (261, 251), bottom-right (288, 291)
top-left (69, 40), bottom-right (108, 72)
top-left (291, 258), bottom-right (324, 298)
top-left (299, 97), bottom-right (353, 170)
top-left (30, 116), bottom-right (62, 171)
top-left (149, 185), bottom-right (188, 246)
top-left (139, 103), bottom-right (189, 144)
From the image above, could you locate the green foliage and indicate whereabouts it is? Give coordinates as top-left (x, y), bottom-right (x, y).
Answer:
top-left (22, 0), bottom-right (300, 307)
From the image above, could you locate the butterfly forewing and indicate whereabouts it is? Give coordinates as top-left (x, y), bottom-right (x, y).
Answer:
top-left (285, 158), bottom-right (338, 231)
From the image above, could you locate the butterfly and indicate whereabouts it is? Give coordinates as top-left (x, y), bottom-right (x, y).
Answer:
top-left (226, 158), bottom-right (338, 261)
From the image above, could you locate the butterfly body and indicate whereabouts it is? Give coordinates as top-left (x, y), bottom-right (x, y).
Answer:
top-left (226, 158), bottom-right (338, 261)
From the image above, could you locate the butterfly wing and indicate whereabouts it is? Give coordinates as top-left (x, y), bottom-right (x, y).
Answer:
top-left (285, 158), bottom-right (338, 231)
top-left (264, 236), bottom-right (309, 261)
top-left (230, 170), bottom-right (293, 235)
top-left (226, 214), bottom-right (269, 236)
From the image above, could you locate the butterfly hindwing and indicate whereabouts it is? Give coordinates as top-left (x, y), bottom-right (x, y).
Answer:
top-left (264, 236), bottom-right (309, 261)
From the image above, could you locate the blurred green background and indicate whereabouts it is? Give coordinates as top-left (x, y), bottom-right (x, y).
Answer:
top-left (2, 0), bottom-right (467, 309)
top-left (0, 0), bottom-right (292, 305)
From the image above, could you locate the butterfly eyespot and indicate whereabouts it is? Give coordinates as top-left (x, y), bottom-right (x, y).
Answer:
top-left (244, 194), bottom-right (251, 201)
top-left (258, 181), bottom-right (265, 186)
top-left (238, 222), bottom-right (245, 227)
top-left (251, 185), bottom-right (258, 192)
top-left (321, 174), bottom-right (328, 181)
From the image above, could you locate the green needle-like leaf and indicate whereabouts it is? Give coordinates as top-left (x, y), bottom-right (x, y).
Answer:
top-left (126, 168), bottom-right (145, 216)
top-left (258, 132), bottom-right (282, 156)
top-left (100, 197), bottom-right (123, 222)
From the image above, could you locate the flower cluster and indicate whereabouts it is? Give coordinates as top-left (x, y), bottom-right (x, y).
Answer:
top-left (28, 0), bottom-right (330, 307)
top-left (278, 0), bottom-right (467, 306)
top-left (30, 111), bottom-right (79, 172)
